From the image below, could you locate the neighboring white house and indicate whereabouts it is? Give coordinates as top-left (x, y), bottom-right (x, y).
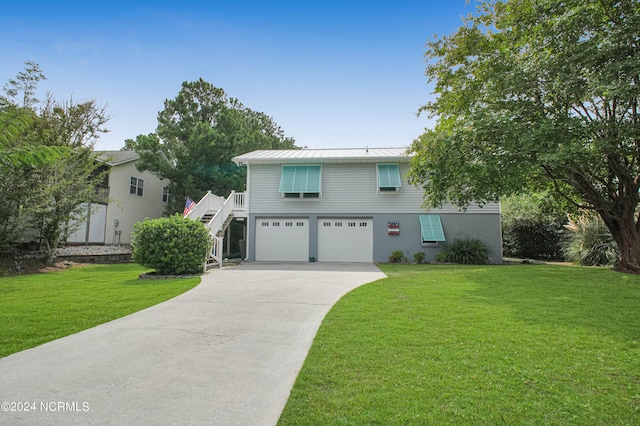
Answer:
top-left (66, 150), bottom-right (170, 245)
top-left (188, 147), bottom-right (503, 264)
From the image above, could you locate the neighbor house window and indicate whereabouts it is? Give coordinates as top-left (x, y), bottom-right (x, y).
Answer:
top-left (162, 186), bottom-right (170, 202)
top-left (419, 215), bottom-right (446, 245)
top-left (279, 165), bottom-right (321, 199)
top-left (377, 164), bottom-right (401, 192)
top-left (130, 177), bottom-right (144, 196)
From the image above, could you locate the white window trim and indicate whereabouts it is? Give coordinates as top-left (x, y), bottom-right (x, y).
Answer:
top-left (376, 163), bottom-right (401, 193)
top-left (130, 176), bottom-right (144, 197)
top-left (280, 165), bottom-right (322, 200)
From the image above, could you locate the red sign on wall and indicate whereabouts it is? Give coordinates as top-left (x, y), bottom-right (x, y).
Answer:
top-left (388, 221), bottom-right (399, 235)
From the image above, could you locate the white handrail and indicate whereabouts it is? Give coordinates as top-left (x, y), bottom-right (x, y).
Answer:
top-left (203, 235), bottom-right (224, 272)
top-left (186, 191), bottom-right (225, 221)
top-left (206, 192), bottom-right (234, 237)
top-left (233, 192), bottom-right (246, 211)
top-left (192, 190), bottom-right (247, 269)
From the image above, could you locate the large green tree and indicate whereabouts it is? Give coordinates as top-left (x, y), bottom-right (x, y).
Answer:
top-left (408, 0), bottom-right (640, 272)
top-left (0, 62), bottom-right (109, 260)
top-left (125, 78), bottom-right (298, 214)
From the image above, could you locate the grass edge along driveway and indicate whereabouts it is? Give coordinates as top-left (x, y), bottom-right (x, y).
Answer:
top-left (278, 264), bottom-right (640, 425)
top-left (0, 263), bottom-right (200, 358)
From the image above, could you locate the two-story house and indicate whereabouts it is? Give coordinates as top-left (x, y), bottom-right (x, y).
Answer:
top-left (66, 150), bottom-right (170, 245)
top-left (209, 147), bottom-right (502, 263)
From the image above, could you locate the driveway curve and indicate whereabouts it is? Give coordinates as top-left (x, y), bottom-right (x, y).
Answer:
top-left (0, 262), bottom-right (386, 426)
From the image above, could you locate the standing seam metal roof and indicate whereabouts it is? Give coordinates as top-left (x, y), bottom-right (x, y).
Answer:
top-left (232, 148), bottom-right (411, 164)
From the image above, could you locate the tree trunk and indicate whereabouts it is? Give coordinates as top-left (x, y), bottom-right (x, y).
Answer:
top-left (602, 210), bottom-right (640, 274)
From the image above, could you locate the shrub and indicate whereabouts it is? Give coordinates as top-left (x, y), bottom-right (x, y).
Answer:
top-left (502, 218), bottom-right (566, 259)
top-left (563, 213), bottom-right (618, 267)
top-left (132, 214), bottom-right (212, 275)
top-left (437, 237), bottom-right (490, 265)
top-left (501, 193), bottom-right (567, 259)
top-left (413, 252), bottom-right (426, 264)
top-left (388, 250), bottom-right (405, 263)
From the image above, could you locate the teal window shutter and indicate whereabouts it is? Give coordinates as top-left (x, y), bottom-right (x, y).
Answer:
top-left (419, 215), bottom-right (446, 242)
top-left (279, 165), bottom-right (321, 193)
top-left (377, 164), bottom-right (402, 188)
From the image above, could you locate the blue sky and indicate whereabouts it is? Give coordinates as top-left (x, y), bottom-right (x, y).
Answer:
top-left (1, 1), bottom-right (471, 151)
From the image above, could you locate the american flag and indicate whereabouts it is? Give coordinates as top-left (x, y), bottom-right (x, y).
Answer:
top-left (183, 197), bottom-right (195, 217)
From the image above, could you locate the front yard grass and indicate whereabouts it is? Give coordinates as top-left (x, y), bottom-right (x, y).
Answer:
top-left (278, 264), bottom-right (640, 425)
top-left (0, 263), bottom-right (199, 358)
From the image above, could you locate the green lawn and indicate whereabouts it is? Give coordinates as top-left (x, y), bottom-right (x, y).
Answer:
top-left (278, 264), bottom-right (640, 425)
top-left (0, 263), bottom-right (199, 358)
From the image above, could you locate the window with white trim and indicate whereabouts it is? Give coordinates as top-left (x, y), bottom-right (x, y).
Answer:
top-left (130, 177), bottom-right (144, 196)
top-left (377, 164), bottom-right (402, 193)
top-left (279, 165), bottom-right (322, 199)
top-left (162, 185), bottom-right (169, 202)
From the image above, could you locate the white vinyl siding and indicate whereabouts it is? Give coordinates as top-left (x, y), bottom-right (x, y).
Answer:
top-left (247, 162), bottom-right (500, 215)
top-left (105, 161), bottom-right (167, 244)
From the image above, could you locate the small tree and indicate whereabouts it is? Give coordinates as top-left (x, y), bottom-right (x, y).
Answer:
top-left (132, 215), bottom-right (212, 275)
top-left (1, 62), bottom-right (108, 262)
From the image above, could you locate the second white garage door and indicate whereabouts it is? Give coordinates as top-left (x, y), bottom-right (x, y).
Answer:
top-left (255, 218), bottom-right (309, 261)
top-left (318, 218), bottom-right (373, 262)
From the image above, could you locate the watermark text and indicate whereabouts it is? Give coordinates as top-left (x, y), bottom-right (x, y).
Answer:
top-left (2, 401), bottom-right (89, 412)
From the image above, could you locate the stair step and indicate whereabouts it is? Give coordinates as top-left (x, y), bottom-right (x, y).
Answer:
top-left (199, 210), bottom-right (217, 224)
top-left (214, 214), bottom-right (234, 237)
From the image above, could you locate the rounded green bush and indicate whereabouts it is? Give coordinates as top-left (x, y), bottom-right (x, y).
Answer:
top-left (132, 214), bottom-right (212, 275)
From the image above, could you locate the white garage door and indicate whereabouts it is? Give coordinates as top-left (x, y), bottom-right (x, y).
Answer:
top-left (255, 218), bottom-right (309, 261)
top-left (318, 218), bottom-right (373, 262)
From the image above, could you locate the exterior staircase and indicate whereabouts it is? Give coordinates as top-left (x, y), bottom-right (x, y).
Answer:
top-left (184, 191), bottom-right (247, 270)
top-left (216, 214), bottom-right (235, 237)
top-left (199, 211), bottom-right (216, 225)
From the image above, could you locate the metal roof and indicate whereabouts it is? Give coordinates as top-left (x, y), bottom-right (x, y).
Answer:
top-left (233, 147), bottom-right (411, 165)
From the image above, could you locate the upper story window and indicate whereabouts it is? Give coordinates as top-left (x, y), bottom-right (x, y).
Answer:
top-left (377, 164), bottom-right (402, 193)
top-left (279, 165), bottom-right (321, 199)
top-left (130, 177), bottom-right (144, 196)
top-left (162, 185), bottom-right (169, 202)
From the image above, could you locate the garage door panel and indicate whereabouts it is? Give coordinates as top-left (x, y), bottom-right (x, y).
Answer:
top-left (255, 218), bottom-right (309, 261)
top-left (318, 218), bottom-right (372, 262)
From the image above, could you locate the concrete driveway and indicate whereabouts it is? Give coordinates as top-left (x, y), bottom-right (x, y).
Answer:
top-left (0, 263), bottom-right (386, 426)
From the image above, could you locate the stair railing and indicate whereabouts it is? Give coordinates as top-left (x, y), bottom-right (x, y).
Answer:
top-left (186, 191), bottom-right (225, 221)
top-left (192, 191), bottom-right (247, 270)
top-left (206, 235), bottom-right (224, 272)
top-left (232, 191), bottom-right (247, 212)
top-left (205, 191), bottom-right (240, 268)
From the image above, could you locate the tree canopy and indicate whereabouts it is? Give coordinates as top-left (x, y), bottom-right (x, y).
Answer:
top-left (125, 78), bottom-right (298, 214)
top-left (408, 0), bottom-right (640, 272)
top-left (0, 61), bottom-right (109, 259)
